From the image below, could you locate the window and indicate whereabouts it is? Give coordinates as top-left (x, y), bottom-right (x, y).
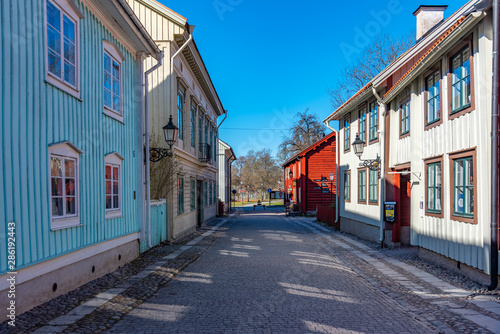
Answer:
top-left (190, 101), bottom-right (196, 148)
top-left (344, 170), bottom-right (350, 202)
top-left (104, 153), bottom-right (123, 218)
top-left (426, 160), bottom-right (442, 215)
top-left (368, 170), bottom-right (378, 204)
top-left (369, 102), bottom-right (378, 142)
top-left (102, 41), bottom-right (124, 121)
top-left (45, 0), bottom-right (83, 97)
top-left (426, 70), bottom-right (441, 125)
top-left (198, 112), bottom-right (203, 153)
top-left (359, 108), bottom-right (367, 143)
top-left (358, 169), bottom-right (366, 203)
top-left (400, 100), bottom-right (410, 136)
top-left (205, 117), bottom-right (208, 145)
top-left (344, 115), bottom-right (350, 151)
top-left (190, 179), bottom-right (196, 210)
top-left (177, 85), bottom-right (185, 140)
top-left (204, 181), bottom-right (208, 207)
top-left (450, 46), bottom-right (471, 113)
top-left (178, 178), bottom-right (184, 214)
top-left (453, 157), bottom-right (474, 218)
top-left (49, 142), bottom-right (82, 229)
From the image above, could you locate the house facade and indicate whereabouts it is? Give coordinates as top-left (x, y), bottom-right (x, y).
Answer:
top-left (283, 132), bottom-right (338, 214)
top-left (127, 0), bottom-right (225, 239)
top-left (0, 0), bottom-right (160, 313)
top-left (217, 139), bottom-right (236, 214)
top-left (324, 1), bottom-right (499, 281)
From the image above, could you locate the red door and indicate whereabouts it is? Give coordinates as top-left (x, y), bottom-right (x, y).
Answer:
top-left (400, 175), bottom-right (411, 244)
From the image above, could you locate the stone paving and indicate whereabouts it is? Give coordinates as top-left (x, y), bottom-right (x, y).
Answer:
top-left (2, 207), bottom-right (500, 333)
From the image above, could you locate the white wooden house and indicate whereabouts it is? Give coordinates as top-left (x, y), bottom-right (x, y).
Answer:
top-left (126, 0), bottom-right (226, 239)
top-left (324, 1), bottom-right (499, 282)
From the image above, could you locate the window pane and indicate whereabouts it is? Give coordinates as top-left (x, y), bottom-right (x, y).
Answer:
top-left (436, 164), bottom-right (441, 186)
top-left (51, 157), bottom-right (62, 176)
top-left (47, 2), bottom-right (61, 31)
top-left (48, 51), bottom-right (61, 77)
top-left (63, 15), bottom-right (75, 42)
top-left (65, 159), bottom-right (75, 177)
top-left (104, 90), bottom-right (111, 109)
top-left (466, 159), bottom-right (473, 186)
top-left (106, 195), bottom-right (112, 209)
top-left (52, 178), bottom-right (63, 196)
top-left (52, 198), bottom-right (63, 216)
top-left (104, 53), bottom-right (111, 73)
top-left (113, 195), bottom-right (119, 208)
top-left (463, 74), bottom-right (471, 106)
top-left (113, 181), bottom-right (119, 195)
top-left (455, 186), bottom-right (464, 213)
top-left (47, 25), bottom-right (61, 53)
top-left (466, 187), bottom-right (473, 214)
top-left (64, 39), bottom-right (75, 64)
top-left (105, 165), bottom-right (111, 179)
top-left (106, 180), bottom-right (112, 195)
top-left (113, 79), bottom-right (119, 96)
top-left (65, 178), bottom-right (75, 196)
top-left (66, 197), bottom-right (75, 214)
top-left (113, 96), bottom-right (119, 111)
top-left (436, 187), bottom-right (441, 210)
top-left (113, 167), bottom-right (119, 180)
top-left (64, 62), bottom-right (75, 86)
top-left (428, 165), bottom-right (435, 187)
top-left (428, 187), bottom-right (435, 210)
top-left (452, 83), bottom-right (461, 110)
top-left (104, 71), bottom-right (111, 91)
top-left (113, 61), bottom-right (120, 79)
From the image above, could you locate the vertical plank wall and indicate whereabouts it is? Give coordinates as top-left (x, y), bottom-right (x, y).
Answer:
top-left (0, 0), bottom-right (142, 274)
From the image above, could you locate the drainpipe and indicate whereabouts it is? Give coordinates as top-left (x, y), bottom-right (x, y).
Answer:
top-left (372, 87), bottom-right (386, 248)
top-left (489, 0), bottom-right (499, 291)
top-left (325, 123), bottom-right (340, 225)
top-left (145, 51), bottom-right (164, 248)
top-left (218, 110), bottom-right (228, 129)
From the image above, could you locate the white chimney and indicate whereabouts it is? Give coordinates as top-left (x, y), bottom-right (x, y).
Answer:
top-left (413, 5), bottom-right (448, 40)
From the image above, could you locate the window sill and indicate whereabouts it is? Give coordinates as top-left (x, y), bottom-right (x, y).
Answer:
top-left (451, 214), bottom-right (476, 224)
top-left (425, 211), bottom-right (443, 219)
top-left (104, 108), bottom-right (124, 124)
top-left (45, 76), bottom-right (81, 101)
top-left (51, 217), bottom-right (81, 231)
top-left (105, 211), bottom-right (123, 220)
top-left (424, 119), bottom-right (442, 131)
top-left (449, 104), bottom-right (473, 121)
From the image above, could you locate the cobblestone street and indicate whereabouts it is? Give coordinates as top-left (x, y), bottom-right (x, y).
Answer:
top-left (4, 208), bottom-right (500, 333)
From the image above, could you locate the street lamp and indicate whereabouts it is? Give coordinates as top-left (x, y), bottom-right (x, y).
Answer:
top-left (329, 170), bottom-right (335, 206)
top-left (352, 133), bottom-right (381, 178)
top-left (149, 115), bottom-right (179, 162)
top-left (240, 181), bottom-right (243, 204)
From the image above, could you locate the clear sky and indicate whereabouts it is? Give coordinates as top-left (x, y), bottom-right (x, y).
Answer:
top-left (158, 0), bottom-right (467, 158)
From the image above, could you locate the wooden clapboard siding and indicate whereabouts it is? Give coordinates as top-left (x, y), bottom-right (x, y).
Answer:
top-left (0, 0), bottom-right (143, 275)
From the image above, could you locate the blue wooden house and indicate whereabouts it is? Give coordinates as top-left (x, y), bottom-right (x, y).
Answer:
top-left (0, 0), bottom-right (160, 314)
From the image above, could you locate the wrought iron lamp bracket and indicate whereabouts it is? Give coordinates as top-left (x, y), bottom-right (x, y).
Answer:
top-left (358, 154), bottom-right (381, 179)
top-left (149, 147), bottom-right (173, 162)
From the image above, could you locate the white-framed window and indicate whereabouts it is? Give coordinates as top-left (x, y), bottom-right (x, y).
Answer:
top-left (49, 141), bottom-right (83, 230)
top-left (103, 41), bottom-right (125, 122)
top-left (178, 178), bottom-right (185, 214)
top-left (105, 152), bottom-right (124, 219)
top-left (45, 0), bottom-right (84, 98)
top-left (190, 99), bottom-right (196, 148)
top-left (178, 84), bottom-right (186, 140)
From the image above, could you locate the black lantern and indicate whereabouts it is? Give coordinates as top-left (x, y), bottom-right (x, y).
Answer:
top-left (329, 170), bottom-right (334, 182)
top-left (352, 133), bottom-right (365, 159)
top-left (163, 115), bottom-right (179, 147)
top-left (289, 171), bottom-right (293, 179)
top-left (149, 115), bottom-right (179, 162)
top-left (351, 133), bottom-right (381, 178)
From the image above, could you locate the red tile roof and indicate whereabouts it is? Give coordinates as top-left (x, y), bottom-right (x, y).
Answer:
top-left (383, 16), bottom-right (466, 99)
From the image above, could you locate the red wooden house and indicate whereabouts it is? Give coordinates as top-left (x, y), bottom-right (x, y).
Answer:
top-left (282, 132), bottom-right (337, 213)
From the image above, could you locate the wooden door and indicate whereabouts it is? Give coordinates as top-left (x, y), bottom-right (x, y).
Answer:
top-left (400, 174), bottom-right (411, 244)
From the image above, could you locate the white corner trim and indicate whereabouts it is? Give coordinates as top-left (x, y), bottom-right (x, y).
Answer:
top-left (0, 233), bottom-right (140, 291)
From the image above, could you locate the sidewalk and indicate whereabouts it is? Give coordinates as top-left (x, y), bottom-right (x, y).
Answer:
top-left (285, 216), bottom-right (500, 334)
top-left (0, 213), bottom-right (239, 334)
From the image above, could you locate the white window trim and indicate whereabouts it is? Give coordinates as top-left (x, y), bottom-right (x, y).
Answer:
top-left (105, 152), bottom-right (124, 219)
top-left (103, 40), bottom-right (125, 123)
top-left (44, 0), bottom-right (84, 99)
top-left (48, 141), bottom-right (83, 230)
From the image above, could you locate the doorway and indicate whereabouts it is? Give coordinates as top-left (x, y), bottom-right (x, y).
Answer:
top-left (399, 174), bottom-right (411, 245)
top-left (197, 180), bottom-right (203, 227)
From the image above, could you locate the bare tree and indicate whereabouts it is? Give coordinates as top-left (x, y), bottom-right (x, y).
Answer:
top-left (329, 33), bottom-right (414, 110)
top-left (149, 135), bottom-right (183, 199)
top-left (278, 108), bottom-right (326, 161)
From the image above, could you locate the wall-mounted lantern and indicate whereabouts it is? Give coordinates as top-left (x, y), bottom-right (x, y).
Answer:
top-left (352, 133), bottom-right (381, 178)
top-left (149, 115), bottom-right (179, 162)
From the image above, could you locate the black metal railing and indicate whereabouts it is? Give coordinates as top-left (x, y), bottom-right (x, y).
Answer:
top-left (199, 143), bottom-right (212, 163)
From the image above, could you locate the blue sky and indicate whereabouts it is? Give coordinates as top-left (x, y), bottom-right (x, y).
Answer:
top-left (158, 0), bottom-right (466, 158)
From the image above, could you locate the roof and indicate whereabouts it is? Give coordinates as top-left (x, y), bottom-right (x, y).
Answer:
top-left (282, 131), bottom-right (337, 167)
top-left (323, 83), bottom-right (372, 122)
top-left (134, 0), bottom-right (187, 26)
top-left (383, 15), bottom-right (466, 99)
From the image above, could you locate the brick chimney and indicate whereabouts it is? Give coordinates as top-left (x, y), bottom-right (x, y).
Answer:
top-left (413, 5), bottom-right (448, 40)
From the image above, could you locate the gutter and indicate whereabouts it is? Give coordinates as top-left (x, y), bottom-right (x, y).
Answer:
top-left (144, 51), bottom-right (164, 248)
top-left (217, 110), bottom-right (228, 129)
top-left (325, 123), bottom-right (339, 225)
top-left (489, 0), bottom-right (499, 291)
